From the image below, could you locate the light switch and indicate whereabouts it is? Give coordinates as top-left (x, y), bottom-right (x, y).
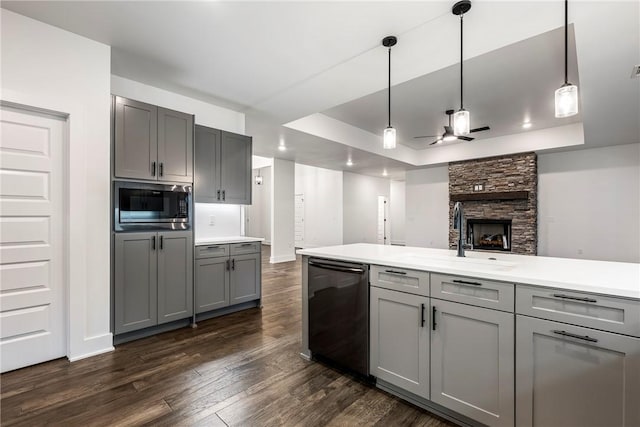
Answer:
top-left (209, 216), bottom-right (216, 226)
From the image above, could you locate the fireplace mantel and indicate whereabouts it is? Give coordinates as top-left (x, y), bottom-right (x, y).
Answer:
top-left (450, 191), bottom-right (529, 202)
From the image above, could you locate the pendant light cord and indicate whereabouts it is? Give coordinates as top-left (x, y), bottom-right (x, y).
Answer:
top-left (460, 14), bottom-right (464, 109)
top-left (564, 0), bottom-right (568, 85)
top-left (388, 47), bottom-right (392, 127)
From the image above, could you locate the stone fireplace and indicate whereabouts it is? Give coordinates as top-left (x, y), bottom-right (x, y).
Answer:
top-left (449, 152), bottom-right (537, 255)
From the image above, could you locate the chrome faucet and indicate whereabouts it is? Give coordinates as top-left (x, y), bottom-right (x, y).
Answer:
top-left (453, 201), bottom-right (465, 257)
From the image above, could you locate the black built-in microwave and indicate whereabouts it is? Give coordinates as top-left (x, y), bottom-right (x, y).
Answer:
top-left (114, 181), bottom-right (192, 231)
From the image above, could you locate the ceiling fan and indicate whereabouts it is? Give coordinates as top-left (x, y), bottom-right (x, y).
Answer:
top-left (414, 110), bottom-right (490, 145)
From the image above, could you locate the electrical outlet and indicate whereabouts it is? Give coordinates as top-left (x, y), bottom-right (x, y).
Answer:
top-left (209, 216), bottom-right (216, 226)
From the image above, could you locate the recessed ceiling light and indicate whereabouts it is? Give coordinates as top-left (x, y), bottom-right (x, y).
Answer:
top-left (346, 159), bottom-right (353, 166)
top-left (522, 122), bottom-right (532, 129)
top-left (278, 144), bottom-right (287, 151)
top-left (382, 169), bottom-right (388, 177)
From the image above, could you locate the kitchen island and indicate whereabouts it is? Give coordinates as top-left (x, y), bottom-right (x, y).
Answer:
top-left (298, 243), bottom-right (640, 427)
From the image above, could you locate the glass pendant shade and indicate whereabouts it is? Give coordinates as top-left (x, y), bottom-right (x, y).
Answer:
top-left (453, 109), bottom-right (470, 135)
top-left (555, 84), bottom-right (579, 118)
top-left (383, 126), bottom-right (396, 149)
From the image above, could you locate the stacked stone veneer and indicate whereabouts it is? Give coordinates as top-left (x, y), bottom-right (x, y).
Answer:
top-left (448, 152), bottom-right (537, 255)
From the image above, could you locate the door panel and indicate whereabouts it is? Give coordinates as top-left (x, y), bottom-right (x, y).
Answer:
top-left (220, 131), bottom-right (251, 204)
top-left (114, 232), bottom-right (157, 334)
top-left (157, 107), bottom-right (193, 183)
top-left (114, 97), bottom-right (157, 180)
top-left (157, 231), bottom-right (193, 324)
top-left (370, 286), bottom-right (429, 398)
top-left (0, 106), bottom-right (66, 372)
top-left (194, 125), bottom-right (221, 203)
top-left (230, 253), bottom-right (261, 305)
top-left (195, 257), bottom-right (229, 313)
top-left (431, 299), bottom-right (514, 427)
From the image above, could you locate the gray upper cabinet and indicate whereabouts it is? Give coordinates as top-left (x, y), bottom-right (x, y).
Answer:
top-left (220, 131), bottom-right (252, 204)
top-left (114, 97), bottom-right (158, 181)
top-left (157, 231), bottom-right (193, 324)
top-left (194, 125), bottom-right (252, 204)
top-left (516, 315), bottom-right (640, 427)
top-left (114, 232), bottom-right (158, 334)
top-left (230, 252), bottom-right (261, 305)
top-left (114, 96), bottom-right (193, 183)
top-left (431, 299), bottom-right (515, 427)
top-left (157, 107), bottom-right (193, 183)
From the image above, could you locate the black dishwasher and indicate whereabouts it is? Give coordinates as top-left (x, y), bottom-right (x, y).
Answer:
top-left (308, 257), bottom-right (369, 377)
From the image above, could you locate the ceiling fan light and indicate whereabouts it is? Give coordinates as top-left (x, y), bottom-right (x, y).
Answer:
top-left (555, 83), bottom-right (579, 118)
top-left (443, 134), bottom-right (457, 142)
top-left (453, 109), bottom-right (470, 135)
top-left (383, 126), bottom-right (397, 149)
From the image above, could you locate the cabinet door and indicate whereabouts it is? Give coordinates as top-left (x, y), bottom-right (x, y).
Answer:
top-left (157, 107), bottom-right (193, 183)
top-left (431, 299), bottom-right (514, 427)
top-left (230, 253), bottom-right (261, 305)
top-left (114, 232), bottom-right (157, 334)
top-left (194, 125), bottom-right (221, 203)
top-left (114, 96), bottom-right (158, 180)
top-left (195, 257), bottom-right (230, 313)
top-left (516, 315), bottom-right (640, 427)
top-left (370, 286), bottom-right (429, 398)
top-left (220, 131), bottom-right (252, 205)
top-left (157, 231), bottom-right (193, 324)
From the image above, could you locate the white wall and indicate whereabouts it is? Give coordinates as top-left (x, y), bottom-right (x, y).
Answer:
top-left (111, 75), bottom-right (244, 133)
top-left (538, 143), bottom-right (640, 263)
top-left (270, 159), bottom-right (295, 263)
top-left (194, 203), bottom-right (242, 241)
top-left (294, 164), bottom-right (343, 249)
top-left (246, 166), bottom-right (272, 243)
top-left (1, 10), bottom-right (112, 360)
top-left (390, 180), bottom-right (406, 245)
top-left (405, 165), bottom-right (450, 249)
top-left (343, 172), bottom-right (390, 244)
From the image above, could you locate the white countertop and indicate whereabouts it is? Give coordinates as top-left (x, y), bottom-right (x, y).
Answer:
top-left (297, 243), bottom-right (640, 300)
top-left (195, 236), bottom-right (264, 246)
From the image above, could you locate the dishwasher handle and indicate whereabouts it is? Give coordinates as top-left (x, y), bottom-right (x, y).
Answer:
top-left (308, 260), bottom-right (365, 274)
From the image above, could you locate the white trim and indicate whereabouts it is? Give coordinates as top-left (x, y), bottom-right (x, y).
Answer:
top-left (270, 254), bottom-right (296, 264)
top-left (68, 338), bottom-right (114, 362)
top-left (391, 240), bottom-right (406, 246)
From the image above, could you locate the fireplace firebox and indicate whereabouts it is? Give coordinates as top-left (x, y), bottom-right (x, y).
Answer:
top-left (466, 219), bottom-right (512, 251)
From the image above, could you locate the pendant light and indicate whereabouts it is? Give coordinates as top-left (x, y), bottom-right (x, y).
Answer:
top-left (555, 0), bottom-right (579, 118)
top-left (452, 0), bottom-right (472, 136)
top-left (382, 36), bottom-right (397, 149)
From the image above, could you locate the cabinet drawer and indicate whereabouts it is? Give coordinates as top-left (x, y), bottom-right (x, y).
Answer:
top-left (516, 285), bottom-right (640, 337)
top-left (230, 242), bottom-right (261, 255)
top-left (431, 273), bottom-right (514, 312)
top-left (370, 265), bottom-right (430, 296)
top-left (195, 244), bottom-right (230, 259)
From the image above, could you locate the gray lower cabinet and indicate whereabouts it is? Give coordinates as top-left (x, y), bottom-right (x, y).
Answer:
top-left (114, 232), bottom-right (158, 334)
top-left (194, 125), bottom-right (252, 204)
top-left (516, 315), bottom-right (640, 427)
top-left (114, 231), bottom-right (193, 335)
top-left (114, 96), bottom-right (193, 183)
top-left (431, 299), bottom-right (515, 427)
top-left (195, 257), bottom-right (229, 313)
top-left (370, 286), bottom-right (430, 398)
top-left (157, 231), bottom-right (193, 324)
top-left (195, 242), bottom-right (261, 314)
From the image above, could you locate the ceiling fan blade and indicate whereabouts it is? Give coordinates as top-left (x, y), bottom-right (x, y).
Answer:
top-left (470, 126), bottom-right (490, 133)
top-left (413, 135), bottom-right (438, 139)
top-left (458, 135), bottom-right (475, 141)
top-left (429, 140), bottom-right (440, 146)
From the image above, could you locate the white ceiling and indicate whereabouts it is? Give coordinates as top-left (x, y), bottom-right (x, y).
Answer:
top-left (3, 1), bottom-right (638, 178)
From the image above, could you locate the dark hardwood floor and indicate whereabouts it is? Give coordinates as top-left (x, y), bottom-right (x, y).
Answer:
top-left (1, 246), bottom-right (453, 426)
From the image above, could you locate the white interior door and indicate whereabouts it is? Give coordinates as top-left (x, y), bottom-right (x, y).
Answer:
top-left (0, 105), bottom-right (66, 372)
top-left (377, 196), bottom-right (389, 245)
top-left (295, 193), bottom-right (304, 247)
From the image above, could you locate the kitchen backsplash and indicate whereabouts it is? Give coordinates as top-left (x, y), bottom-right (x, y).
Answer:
top-left (194, 203), bottom-right (242, 240)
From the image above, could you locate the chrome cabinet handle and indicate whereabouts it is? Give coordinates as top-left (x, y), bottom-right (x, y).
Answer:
top-left (226, 259), bottom-right (230, 271)
top-left (552, 294), bottom-right (597, 303)
top-left (552, 330), bottom-right (598, 343)
top-left (231, 258), bottom-right (235, 270)
top-left (384, 269), bottom-right (406, 275)
top-left (222, 190), bottom-right (226, 201)
top-left (453, 279), bottom-right (483, 287)
top-left (159, 235), bottom-right (164, 250)
top-left (240, 243), bottom-right (253, 247)
top-left (152, 236), bottom-right (156, 250)
top-left (432, 306), bottom-right (437, 331)
top-left (159, 162), bottom-right (164, 177)
top-left (421, 303), bottom-right (425, 328)
top-left (207, 245), bottom-right (220, 250)
top-left (152, 161), bottom-right (156, 177)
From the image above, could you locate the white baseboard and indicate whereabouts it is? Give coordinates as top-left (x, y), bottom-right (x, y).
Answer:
top-left (68, 333), bottom-right (114, 362)
top-left (270, 254), bottom-right (296, 263)
top-left (391, 240), bottom-right (406, 246)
